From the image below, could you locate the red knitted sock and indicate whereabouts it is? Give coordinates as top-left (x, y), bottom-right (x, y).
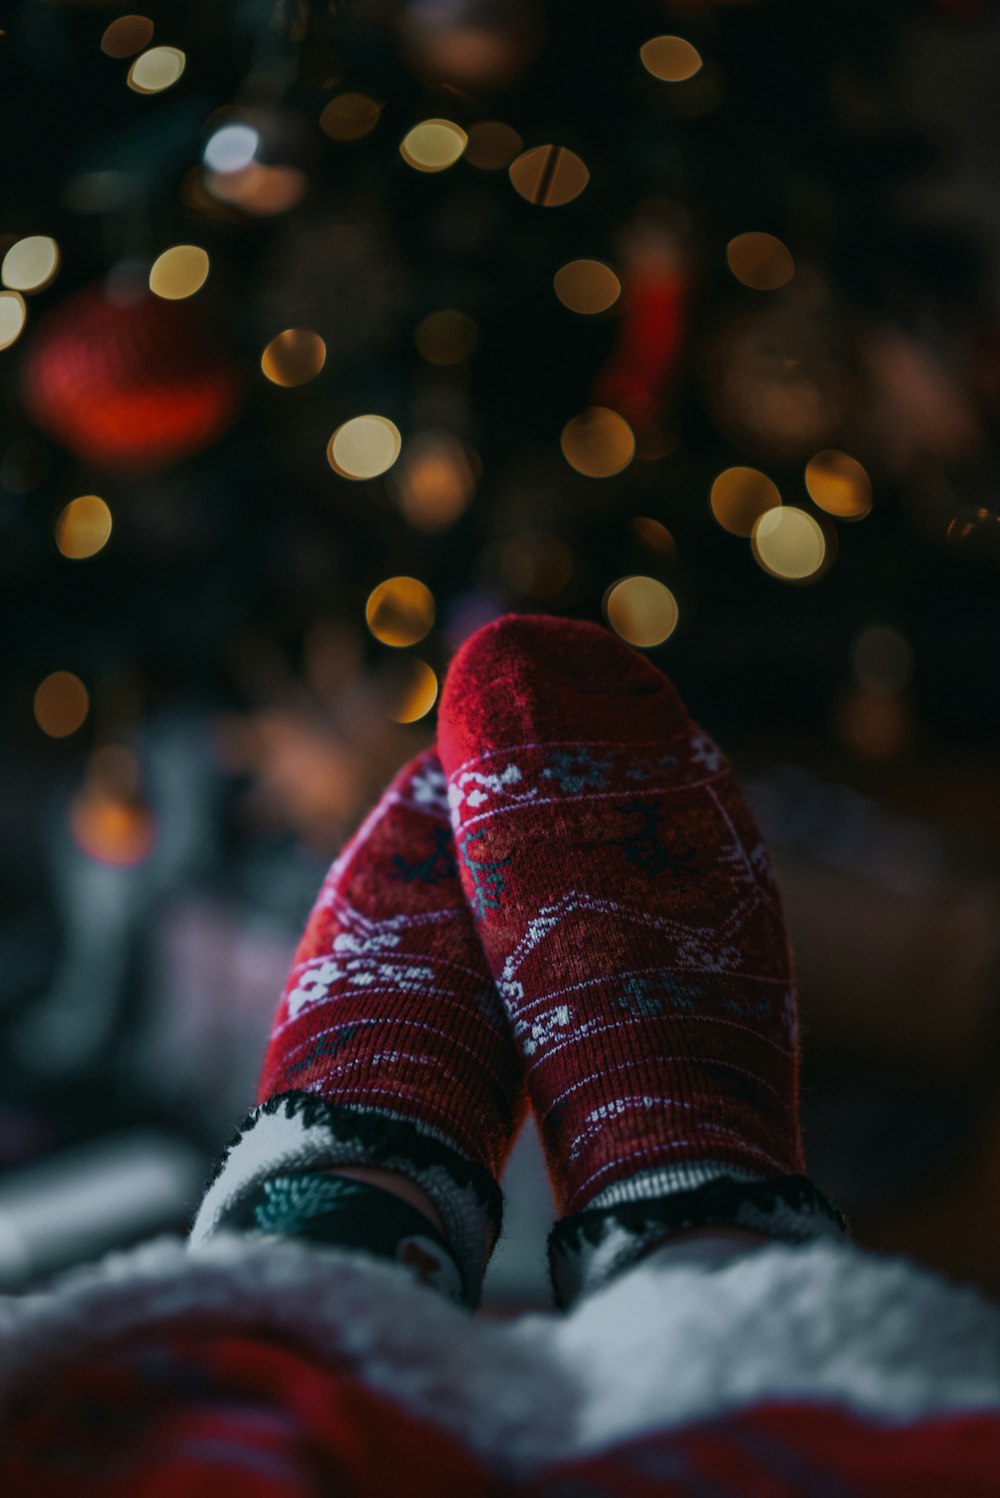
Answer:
top-left (438, 616), bottom-right (843, 1302)
top-left (191, 750), bottom-right (524, 1306)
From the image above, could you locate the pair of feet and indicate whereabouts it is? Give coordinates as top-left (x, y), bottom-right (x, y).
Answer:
top-left (199, 616), bottom-right (843, 1307)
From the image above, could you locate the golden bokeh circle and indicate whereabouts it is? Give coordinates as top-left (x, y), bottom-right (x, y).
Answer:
top-left (0, 291), bottom-right (27, 351)
top-left (395, 435), bottom-right (476, 532)
top-left (320, 93), bottom-right (382, 142)
top-left (509, 145), bottom-right (590, 207)
top-left (465, 121), bottom-right (523, 171)
top-left (804, 449), bottom-right (872, 519)
top-left (561, 407), bottom-right (635, 477)
top-left (366, 577), bottom-right (435, 647)
top-left (415, 309), bottom-right (478, 365)
top-left (2, 236), bottom-right (60, 294)
top-left (630, 517), bottom-right (676, 556)
top-left (34, 671), bottom-right (90, 738)
top-left (751, 506), bottom-right (826, 581)
top-left (726, 232), bottom-right (795, 291)
top-left (553, 259), bottom-right (621, 315)
top-left (399, 119), bottom-right (468, 172)
top-left (392, 659), bottom-right (439, 723)
top-left (55, 496), bottom-right (113, 560)
top-left (101, 15), bottom-right (154, 59)
top-left (261, 328), bottom-right (327, 387)
top-left (328, 415), bottom-right (402, 480)
top-left (710, 466), bottom-right (781, 537)
top-left (640, 35), bottom-right (703, 82)
top-left (501, 533), bottom-right (574, 597)
top-left (605, 577), bottom-right (679, 647)
top-left (149, 244), bottom-right (209, 300)
top-left (127, 45), bottom-right (186, 94)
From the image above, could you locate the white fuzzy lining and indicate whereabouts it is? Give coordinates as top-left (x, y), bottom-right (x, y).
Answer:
top-left (2, 1232), bottom-right (1000, 1476)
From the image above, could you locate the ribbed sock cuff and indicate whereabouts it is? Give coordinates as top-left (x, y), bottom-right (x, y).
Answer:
top-left (548, 1172), bottom-right (848, 1309)
top-left (189, 1091), bottom-right (503, 1308)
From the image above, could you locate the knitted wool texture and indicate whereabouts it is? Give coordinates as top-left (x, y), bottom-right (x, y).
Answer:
top-left (252, 749), bottom-right (524, 1293)
top-left (438, 614), bottom-right (805, 1218)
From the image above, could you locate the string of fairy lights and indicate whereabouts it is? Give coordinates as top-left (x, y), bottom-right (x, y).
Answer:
top-left (0, 6), bottom-right (892, 757)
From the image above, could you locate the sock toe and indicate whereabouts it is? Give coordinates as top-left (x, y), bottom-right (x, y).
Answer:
top-left (439, 612), bottom-right (690, 769)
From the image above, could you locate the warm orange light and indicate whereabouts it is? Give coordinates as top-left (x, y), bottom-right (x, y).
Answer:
top-left (366, 577), bottom-right (435, 647)
top-left (509, 145), bottom-right (589, 206)
top-left (605, 577), bottom-right (679, 647)
top-left (415, 310), bottom-right (478, 365)
top-left (553, 259), bottom-right (621, 315)
top-left (392, 659), bottom-right (438, 723)
top-left (640, 36), bottom-right (703, 82)
top-left (726, 232), bottom-right (795, 291)
top-left (561, 407), bottom-right (635, 477)
top-left (710, 466), bottom-right (781, 537)
top-left (261, 329), bottom-right (326, 387)
top-left (320, 93), bottom-right (382, 142)
top-left (55, 495), bottom-right (112, 559)
top-left (34, 671), bottom-right (89, 738)
top-left (804, 449), bottom-right (872, 519)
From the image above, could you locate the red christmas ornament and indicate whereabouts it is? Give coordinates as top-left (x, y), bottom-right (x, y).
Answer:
top-left (21, 283), bottom-right (243, 475)
top-left (592, 218), bottom-right (689, 436)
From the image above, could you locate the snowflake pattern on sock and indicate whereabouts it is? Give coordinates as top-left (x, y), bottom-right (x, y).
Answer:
top-left (438, 616), bottom-right (807, 1218)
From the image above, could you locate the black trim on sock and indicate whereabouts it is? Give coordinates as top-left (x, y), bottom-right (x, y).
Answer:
top-left (202, 1091), bottom-right (504, 1241)
top-left (548, 1174), bottom-right (848, 1309)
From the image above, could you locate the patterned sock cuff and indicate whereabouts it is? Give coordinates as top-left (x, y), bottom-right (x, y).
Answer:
top-left (214, 1171), bottom-right (467, 1304)
top-left (548, 1173), bottom-right (848, 1309)
top-left (188, 1092), bottom-right (503, 1308)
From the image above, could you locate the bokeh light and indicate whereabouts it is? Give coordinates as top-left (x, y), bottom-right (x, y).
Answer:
top-left (0, 291), bottom-right (27, 351)
top-left (852, 623), bottom-right (914, 695)
top-left (630, 517), bottom-right (676, 556)
top-left (509, 145), bottom-right (590, 206)
top-left (148, 244), bottom-right (209, 300)
top-left (554, 259), bottom-right (621, 315)
top-left (502, 533), bottom-right (574, 597)
top-left (392, 658), bottom-right (438, 723)
top-left (34, 671), bottom-right (89, 738)
top-left (399, 119), bottom-right (468, 172)
top-left (837, 688), bottom-right (911, 762)
top-left (394, 434), bottom-right (476, 531)
top-left (605, 576), bottom-right (679, 647)
top-left (55, 495), bottom-right (113, 560)
top-left (465, 121), bottom-right (523, 171)
top-left (261, 328), bottom-right (327, 387)
top-left (805, 449), bottom-right (872, 519)
top-left (320, 93), bottom-right (382, 142)
top-left (127, 45), bottom-right (186, 94)
top-left (710, 466), bottom-right (781, 537)
top-left (366, 576), bottom-right (435, 647)
top-left (206, 164), bottom-right (306, 216)
top-left (751, 506), bottom-right (826, 581)
top-left (203, 124), bottom-right (259, 173)
top-left (726, 232), bottom-right (795, 291)
top-left (415, 309), bottom-right (478, 364)
top-left (640, 35), bottom-right (703, 82)
top-left (101, 15), bottom-right (154, 59)
top-left (328, 415), bottom-right (402, 480)
top-left (561, 407), bottom-right (635, 477)
top-left (2, 236), bottom-right (60, 294)
top-left (69, 746), bottom-right (155, 867)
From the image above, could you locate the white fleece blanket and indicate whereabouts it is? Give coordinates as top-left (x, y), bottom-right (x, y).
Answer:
top-left (2, 1232), bottom-right (999, 1477)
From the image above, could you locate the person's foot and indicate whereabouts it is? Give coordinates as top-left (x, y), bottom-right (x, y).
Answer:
top-left (190, 750), bottom-right (525, 1308)
top-left (438, 615), bottom-right (843, 1303)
